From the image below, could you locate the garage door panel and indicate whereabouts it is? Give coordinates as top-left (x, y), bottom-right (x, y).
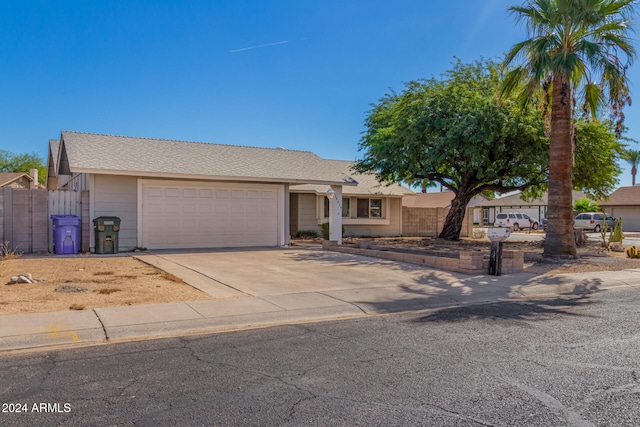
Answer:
top-left (142, 183), bottom-right (279, 249)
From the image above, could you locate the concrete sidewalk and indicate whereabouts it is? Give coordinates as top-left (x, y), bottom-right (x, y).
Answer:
top-left (2, 248), bottom-right (640, 352)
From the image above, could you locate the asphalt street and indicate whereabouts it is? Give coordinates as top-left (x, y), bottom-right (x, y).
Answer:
top-left (1, 287), bottom-right (639, 426)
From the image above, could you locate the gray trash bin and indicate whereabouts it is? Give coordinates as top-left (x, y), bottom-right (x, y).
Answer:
top-left (93, 216), bottom-right (121, 254)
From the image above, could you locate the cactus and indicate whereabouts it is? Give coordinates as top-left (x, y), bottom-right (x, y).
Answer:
top-left (610, 217), bottom-right (624, 243)
top-left (627, 246), bottom-right (640, 258)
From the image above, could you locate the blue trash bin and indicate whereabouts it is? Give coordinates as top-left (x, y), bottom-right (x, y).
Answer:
top-left (51, 215), bottom-right (81, 255)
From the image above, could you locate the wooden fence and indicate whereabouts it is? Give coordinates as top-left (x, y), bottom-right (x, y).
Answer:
top-left (47, 190), bottom-right (90, 253)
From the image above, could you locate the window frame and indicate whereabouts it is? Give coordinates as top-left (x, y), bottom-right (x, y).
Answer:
top-left (324, 196), bottom-right (351, 218)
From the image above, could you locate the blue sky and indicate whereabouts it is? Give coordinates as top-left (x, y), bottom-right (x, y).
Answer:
top-left (1, 0), bottom-right (639, 187)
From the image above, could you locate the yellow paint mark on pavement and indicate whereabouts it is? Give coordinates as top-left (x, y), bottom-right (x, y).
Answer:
top-left (47, 324), bottom-right (80, 342)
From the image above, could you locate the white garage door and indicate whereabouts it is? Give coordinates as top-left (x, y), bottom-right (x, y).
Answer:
top-left (609, 207), bottom-right (640, 232)
top-left (141, 182), bottom-right (279, 249)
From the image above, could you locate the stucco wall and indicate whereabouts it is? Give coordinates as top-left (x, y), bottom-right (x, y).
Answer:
top-left (343, 198), bottom-right (403, 237)
top-left (92, 174), bottom-right (138, 251)
top-left (290, 194), bottom-right (405, 237)
top-left (603, 206), bottom-right (640, 232)
top-left (296, 193), bottom-right (320, 232)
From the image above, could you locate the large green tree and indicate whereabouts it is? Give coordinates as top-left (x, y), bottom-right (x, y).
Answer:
top-left (355, 60), bottom-right (549, 240)
top-left (0, 150), bottom-right (46, 184)
top-left (502, 0), bottom-right (636, 257)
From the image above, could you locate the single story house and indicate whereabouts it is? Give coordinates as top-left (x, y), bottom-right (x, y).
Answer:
top-left (599, 186), bottom-right (640, 231)
top-left (480, 190), bottom-right (589, 225)
top-left (0, 172), bottom-right (34, 189)
top-left (46, 131), bottom-right (409, 251)
top-left (290, 161), bottom-right (413, 237)
top-left (402, 191), bottom-right (488, 225)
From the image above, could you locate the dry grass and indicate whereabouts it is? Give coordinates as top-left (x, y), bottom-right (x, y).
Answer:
top-left (69, 303), bottom-right (85, 310)
top-left (159, 271), bottom-right (183, 283)
top-left (0, 241), bottom-right (22, 261)
top-left (96, 287), bottom-right (121, 295)
top-left (93, 271), bottom-right (115, 276)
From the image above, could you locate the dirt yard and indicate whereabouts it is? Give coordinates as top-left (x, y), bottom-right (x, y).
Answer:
top-left (0, 255), bottom-right (212, 315)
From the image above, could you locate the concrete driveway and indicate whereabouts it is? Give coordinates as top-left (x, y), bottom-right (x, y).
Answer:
top-left (133, 246), bottom-right (535, 312)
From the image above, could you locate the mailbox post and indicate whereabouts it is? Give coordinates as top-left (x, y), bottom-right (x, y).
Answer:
top-left (487, 228), bottom-right (511, 276)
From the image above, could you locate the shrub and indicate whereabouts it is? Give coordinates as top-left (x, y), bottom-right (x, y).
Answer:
top-left (320, 222), bottom-right (345, 240)
top-left (472, 229), bottom-right (487, 239)
top-left (294, 230), bottom-right (319, 239)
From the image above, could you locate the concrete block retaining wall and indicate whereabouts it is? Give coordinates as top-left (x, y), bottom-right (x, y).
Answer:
top-left (402, 207), bottom-right (474, 238)
top-left (323, 241), bottom-right (523, 275)
top-left (0, 188), bottom-right (49, 253)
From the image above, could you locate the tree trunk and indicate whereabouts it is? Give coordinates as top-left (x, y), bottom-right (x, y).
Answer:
top-left (544, 75), bottom-right (577, 257)
top-left (439, 190), bottom-right (474, 240)
top-left (632, 165), bottom-right (637, 186)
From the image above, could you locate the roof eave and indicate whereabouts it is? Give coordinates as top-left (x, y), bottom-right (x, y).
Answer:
top-left (70, 168), bottom-right (358, 186)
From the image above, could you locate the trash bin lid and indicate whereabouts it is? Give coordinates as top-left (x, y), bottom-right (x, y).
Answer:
top-left (93, 216), bottom-right (121, 225)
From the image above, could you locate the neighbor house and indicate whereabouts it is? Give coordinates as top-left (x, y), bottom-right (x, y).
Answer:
top-left (46, 131), bottom-right (408, 251)
top-left (402, 191), bottom-right (488, 224)
top-left (290, 161), bottom-right (413, 237)
top-left (479, 190), bottom-right (589, 225)
top-left (0, 172), bottom-right (34, 189)
top-left (400, 191), bottom-right (487, 237)
top-left (599, 186), bottom-right (640, 231)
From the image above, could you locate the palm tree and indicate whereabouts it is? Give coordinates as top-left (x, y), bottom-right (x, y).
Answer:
top-left (502, 0), bottom-right (636, 257)
top-left (622, 149), bottom-right (640, 185)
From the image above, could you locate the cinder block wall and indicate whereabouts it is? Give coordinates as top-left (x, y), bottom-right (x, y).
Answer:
top-left (402, 207), bottom-right (473, 238)
top-left (0, 188), bottom-right (48, 253)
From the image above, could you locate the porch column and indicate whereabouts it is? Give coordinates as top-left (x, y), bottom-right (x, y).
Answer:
top-left (328, 185), bottom-right (343, 245)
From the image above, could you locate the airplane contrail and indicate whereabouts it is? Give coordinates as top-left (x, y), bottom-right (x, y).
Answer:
top-left (230, 40), bottom-right (289, 53)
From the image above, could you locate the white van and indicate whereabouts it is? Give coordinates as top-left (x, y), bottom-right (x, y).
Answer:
top-left (494, 212), bottom-right (539, 231)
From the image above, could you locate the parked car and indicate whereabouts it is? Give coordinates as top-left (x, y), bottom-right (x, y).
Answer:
top-left (494, 212), bottom-right (539, 231)
top-left (574, 212), bottom-right (616, 232)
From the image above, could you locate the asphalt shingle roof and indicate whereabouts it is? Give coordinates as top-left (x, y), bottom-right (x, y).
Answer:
top-left (57, 131), bottom-right (358, 186)
top-left (402, 191), bottom-right (487, 208)
top-left (290, 160), bottom-right (413, 196)
top-left (600, 186), bottom-right (640, 206)
top-left (0, 172), bottom-right (32, 187)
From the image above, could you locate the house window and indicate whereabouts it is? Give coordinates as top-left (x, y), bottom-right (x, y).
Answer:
top-left (357, 198), bottom-right (383, 218)
top-left (324, 197), bottom-right (350, 218)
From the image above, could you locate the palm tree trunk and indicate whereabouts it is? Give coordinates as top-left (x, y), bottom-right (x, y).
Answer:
top-left (544, 75), bottom-right (577, 257)
top-left (632, 165), bottom-right (637, 186)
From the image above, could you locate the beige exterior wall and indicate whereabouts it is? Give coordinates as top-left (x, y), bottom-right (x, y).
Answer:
top-left (603, 206), bottom-right (640, 232)
top-left (3, 179), bottom-right (30, 189)
top-left (343, 197), bottom-right (402, 237)
top-left (291, 193), bottom-right (403, 237)
top-left (91, 174), bottom-right (138, 251)
top-left (402, 207), bottom-right (474, 238)
top-left (297, 193), bottom-right (320, 232)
